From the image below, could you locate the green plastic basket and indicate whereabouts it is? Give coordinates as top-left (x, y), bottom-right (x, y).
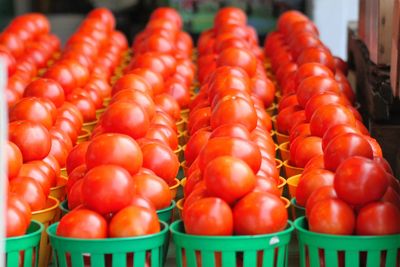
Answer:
top-left (290, 198), bottom-right (305, 221)
top-left (47, 221), bottom-right (169, 267)
top-left (59, 200), bottom-right (175, 224)
top-left (5, 220), bottom-right (44, 267)
top-left (171, 220), bottom-right (295, 267)
top-left (295, 216), bottom-right (400, 267)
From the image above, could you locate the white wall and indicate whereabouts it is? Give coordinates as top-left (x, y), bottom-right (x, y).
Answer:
top-left (307, 0), bottom-right (359, 59)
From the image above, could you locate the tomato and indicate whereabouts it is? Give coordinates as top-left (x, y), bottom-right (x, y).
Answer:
top-left (304, 92), bottom-right (350, 121)
top-left (233, 192), bottom-right (288, 235)
top-left (296, 169), bottom-right (335, 206)
top-left (217, 47), bottom-right (257, 77)
top-left (323, 133), bottom-right (373, 171)
top-left (86, 76), bottom-right (112, 98)
top-left (0, 32), bottom-right (23, 58)
top-left (0, 46), bottom-right (16, 76)
top-left (303, 155), bottom-right (325, 174)
top-left (187, 107), bottom-right (211, 136)
top-left (305, 186), bottom-right (337, 218)
top-left (291, 136), bottom-right (323, 168)
top-left (184, 197), bottom-right (233, 235)
top-left (382, 187), bottom-right (400, 208)
top-left (86, 133), bottom-right (142, 175)
top-left (131, 173), bottom-right (172, 210)
top-left (356, 202), bottom-right (400, 235)
top-left (9, 97), bottom-right (53, 130)
top-left (109, 205), bottom-right (160, 237)
top-left (154, 93), bottom-right (181, 121)
top-left (66, 164), bottom-right (86, 194)
top-left (127, 68), bottom-right (164, 96)
top-left (57, 209), bottom-right (108, 238)
top-left (82, 165), bottom-right (134, 214)
top-left (296, 77), bottom-right (341, 108)
top-left (252, 176), bottom-right (280, 196)
top-left (10, 176), bottom-right (46, 211)
top-left (363, 135), bottom-right (383, 157)
top-left (57, 102), bottom-right (84, 132)
top-left (297, 47), bottom-right (335, 71)
top-left (373, 156), bottom-right (394, 174)
top-left (101, 101), bottom-right (150, 139)
top-left (140, 141), bottom-right (179, 185)
top-left (151, 110), bottom-right (177, 132)
top-left (210, 96), bottom-right (257, 132)
top-left (289, 123), bottom-right (311, 143)
top-left (198, 137), bottom-right (261, 174)
top-left (48, 135), bottom-right (70, 167)
top-left (204, 156), bottom-right (256, 204)
top-left (67, 179), bottom-right (84, 210)
top-left (111, 89), bottom-right (155, 120)
top-left (88, 7), bottom-right (115, 31)
top-left (308, 198), bottom-right (355, 235)
top-left (310, 104), bottom-right (356, 137)
top-left (151, 7), bottom-right (182, 28)
top-left (43, 155), bottom-right (61, 178)
top-left (17, 163), bottom-right (52, 195)
top-left (9, 120), bottom-right (51, 162)
top-left (44, 63), bottom-right (77, 95)
top-left (23, 78), bottom-right (65, 108)
top-left (68, 96), bottom-right (97, 122)
top-left (146, 124), bottom-right (178, 150)
top-left (129, 52), bottom-right (168, 79)
top-left (277, 94), bottom-right (298, 112)
top-left (334, 157), bottom-right (389, 206)
top-left (209, 123), bottom-right (250, 140)
top-left (294, 63), bottom-right (333, 86)
top-left (184, 129), bottom-right (211, 166)
top-left (6, 141), bottom-right (23, 180)
top-left (251, 76), bottom-right (275, 108)
top-left (66, 141), bottom-right (89, 174)
top-left (8, 193), bottom-right (31, 225)
top-left (276, 105), bottom-right (303, 134)
top-left (184, 170), bottom-right (202, 197)
top-left (164, 78), bottom-right (190, 108)
top-left (6, 199), bottom-right (29, 237)
top-left (112, 74), bottom-right (152, 97)
top-left (321, 124), bottom-right (360, 150)
top-left (214, 7), bottom-right (247, 26)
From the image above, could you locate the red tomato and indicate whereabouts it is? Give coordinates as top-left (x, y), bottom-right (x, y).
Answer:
top-left (6, 141), bottom-right (23, 180)
top-left (356, 202), bottom-right (400, 235)
top-left (29, 160), bottom-right (57, 187)
top-left (373, 156), bottom-right (394, 175)
top-left (296, 76), bottom-right (341, 107)
top-left (88, 8), bottom-right (116, 31)
top-left (109, 205), bottom-right (160, 237)
top-left (112, 74), bottom-right (152, 97)
top-left (150, 7), bottom-right (183, 28)
top-left (209, 123), bottom-right (250, 140)
top-left (296, 169), bottom-right (335, 206)
top-left (294, 62), bottom-right (333, 86)
top-left (6, 199), bottom-right (29, 237)
top-left (233, 192), bottom-right (288, 235)
top-left (101, 101), bottom-right (150, 139)
top-left (86, 133), bottom-right (142, 175)
top-left (251, 76), bottom-right (275, 108)
top-left (65, 164), bottom-right (86, 194)
top-left (210, 96), bottom-right (257, 132)
top-left (334, 157), bottom-right (389, 206)
top-left (48, 134), bottom-right (70, 167)
top-left (303, 155), bottom-right (325, 174)
top-left (66, 141), bottom-right (90, 174)
top-left (67, 179), bottom-right (84, 210)
top-left (24, 78), bottom-right (65, 108)
top-left (363, 135), bottom-right (383, 157)
top-left (86, 76), bottom-right (111, 98)
top-left (204, 156), bottom-right (256, 204)
top-left (57, 209), bottom-right (108, 238)
top-left (110, 89), bottom-right (155, 120)
top-left (140, 141), bottom-right (179, 185)
top-left (276, 105), bottom-right (303, 134)
top-left (82, 165), bottom-right (135, 214)
top-left (308, 198), bottom-right (355, 235)
top-left (131, 173), bottom-right (172, 210)
top-left (9, 176), bottom-right (46, 211)
top-left (154, 93), bottom-right (181, 121)
top-left (146, 124), bottom-right (178, 150)
top-left (129, 52), bottom-right (168, 79)
top-left (198, 137), bottom-right (261, 174)
top-left (0, 32), bottom-right (24, 58)
top-left (127, 68), bottom-right (164, 96)
top-left (184, 129), bottom-right (211, 166)
top-left (9, 97), bottom-right (53, 129)
top-left (184, 197), bottom-right (233, 236)
top-left (164, 78), bottom-right (190, 108)
top-left (382, 187), bottom-right (400, 208)
top-left (304, 92), bottom-right (350, 121)
top-left (310, 104), bottom-right (356, 137)
top-left (321, 124), bottom-right (360, 150)
top-left (217, 47), bottom-right (257, 77)
top-left (187, 107), bottom-right (211, 136)
top-left (291, 136), bottom-right (323, 168)
top-left (297, 47), bottom-right (335, 71)
top-left (17, 163), bottom-right (52, 195)
top-left (305, 185), bottom-right (337, 218)
top-left (0, 46), bottom-right (16, 76)
top-left (57, 102), bottom-right (84, 132)
top-left (214, 7), bottom-right (247, 27)
top-left (252, 176), bottom-right (280, 196)
top-left (323, 133), bottom-right (373, 171)
top-left (81, 86), bottom-right (103, 109)
top-left (68, 96), bottom-right (97, 122)
top-left (9, 120), bottom-right (51, 162)
top-left (43, 155), bottom-right (61, 178)
top-left (289, 123), bottom-right (311, 143)
top-left (44, 63), bottom-right (77, 95)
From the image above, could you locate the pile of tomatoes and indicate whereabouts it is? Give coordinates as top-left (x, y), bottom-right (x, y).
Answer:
top-left (58, 7), bottom-right (196, 239)
top-left (181, 7), bottom-right (288, 237)
top-left (265, 11), bottom-right (400, 235)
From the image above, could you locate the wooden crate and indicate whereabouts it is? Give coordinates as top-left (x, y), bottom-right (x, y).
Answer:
top-left (390, 0), bottom-right (400, 98)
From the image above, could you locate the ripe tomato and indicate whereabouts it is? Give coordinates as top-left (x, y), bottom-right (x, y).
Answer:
top-left (154, 93), bottom-right (181, 121)
top-left (187, 107), bottom-right (211, 136)
top-left (296, 169), bottom-right (335, 206)
top-left (310, 104), bottom-right (356, 137)
top-left (303, 155), bottom-right (325, 174)
top-left (101, 101), bottom-right (150, 139)
top-left (292, 136), bottom-right (323, 168)
top-left (289, 123), bottom-right (311, 143)
top-left (323, 133), bottom-right (373, 171)
top-left (204, 156), bottom-right (256, 204)
top-left (43, 154), bottom-right (61, 178)
top-left (146, 124), bottom-right (178, 150)
top-left (198, 137), bottom-right (261, 174)
top-left (214, 7), bottom-right (247, 26)
top-left (164, 78), bottom-right (190, 108)
top-left (0, 32), bottom-right (24, 58)
top-left (66, 141), bottom-right (90, 174)
top-left (65, 164), bottom-right (86, 194)
top-left (252, 176), bottom-right (280, 196)
top-left (9, 97), bottom-right (54, 129)
top-left (184, 197), bottom-right (233, 236)
top-left (297, 47), bottom-right (335, 71)
top-left (88, 7), bottom-right (116, 32)
top-left (251, 76), bottom-right (275, 108)
top-left (0, 46), bottom-right (16, 76)
top-left (293, 62), bottom-right (333, 86)
top-left (9, 176), bottom-right (46, 211)
top-left (363, 135), bottom-right (383, 157)
top-left (216, 47), bottom-right (256, 77)
top-left (150, 7), bottom-right (182, 28)
top-left (57, 209), bottom-right (108, 238)
top-left (67, 179), bottom-right (84, 210)
top-left (129, 52), bottom-right (168, 79)
top-left (48, 135), bottom-right (70, 167)
top-left (109, 205), bottom-right (160, 237)
top-left (233, 192), bottom-right (288, 235)
top-left (305, 186), bottom-right (337, 218)
top-left (7, 141), bottom-right (23, 180)
top-left (86, 76), bottom-right (111, 98)
top-left (304, 92), bottom-right (350, 121)
top-left (82, 165), bottom-right (135, 214)
top-left (57, 102), bottom-right (84, 132)
top-left (276, 105), bottom-right (303, 134)
top-left (308, 198), bottom-right (355, 235)
top-left (24, 78), bottom-right (65, 108)
top-left (321, 124), bottom-right (360, 150)
top-left (131, 173), bottom-right (172, 210)
top-left (356, 202), bottom-right (400, 235)
top-left (112, 74), bottom-right (152, 97)
top-left (210, 96), bottom-right (257, 132)
top-left (140, 141), bottom-right (179, 185)
top-left (8, 193), bottom-right (31, 226)
top-left (127, 68), bottom-right (164, 96)
top-left (184, 129), bottom-right (211, 166)
top-left (9, 120), bottom-right (51, 162)
top-left (209, 123), bottom-right (250, 140)
top-left (18, 163), bottom-right (52, 195)
top-left (86, 134), bottom-right (142, 175)
top-left (110, 89), bottom-right (155, 120)
top-left (296, 76), bottom-right (341, 108)
top-left (68, 96), bottom-right (97, 122)
top-left (80, 86), bottom-right (103, 109)
top-left (44, 63), bottom-right (77, 95)
top-left (334, 157), bottom-right (389, 206)
top-left (373, 156), bottom-right (394, 174)
top-left (6, 199), bottom-right (29, 237)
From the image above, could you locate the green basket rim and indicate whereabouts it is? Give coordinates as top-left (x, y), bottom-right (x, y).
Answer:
top-left (290, 198), bottom-right (305, 210)
top-left (47, 220), bottom-right (169, 243)
top-left (156, 200), bottom-right (176, 214)
top-left (6, 220), bottom-right (43, 241)
top-left (170, 220), bottom-right (295, 240)
top-left (294, 216), bottom-right (400, 240)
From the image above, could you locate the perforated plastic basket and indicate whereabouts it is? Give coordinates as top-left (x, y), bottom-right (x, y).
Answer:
top-left (47, 221), bottom-right (169, 267)
top-left (295, 216), bottom-right (400, 267)
top-left (171, 220), bottom-right (295, 267)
